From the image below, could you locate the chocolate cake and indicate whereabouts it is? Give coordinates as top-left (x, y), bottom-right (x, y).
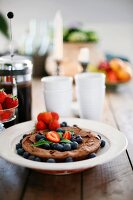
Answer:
top-left (21, 126), bottom-right (101, 161)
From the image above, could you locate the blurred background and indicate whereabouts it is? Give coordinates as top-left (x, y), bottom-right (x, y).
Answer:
top-left (0, 0), bottom-right (133, 77)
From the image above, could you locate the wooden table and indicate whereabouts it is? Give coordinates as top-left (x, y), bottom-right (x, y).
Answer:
top-left (1, 79), bottom-right (133, 200)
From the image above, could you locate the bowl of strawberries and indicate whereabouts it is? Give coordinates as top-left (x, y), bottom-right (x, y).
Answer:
top-left (0, 89), bottom-right (18, 123)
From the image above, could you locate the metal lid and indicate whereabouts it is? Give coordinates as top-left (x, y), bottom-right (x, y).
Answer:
top-left (0, 54), bottom-right (32, 76)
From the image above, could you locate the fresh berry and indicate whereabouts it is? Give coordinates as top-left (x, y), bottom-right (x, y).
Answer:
top-left (56, 128), bottom-right (65, 133)
top-left (88, 153), bottom-right (96, 159)
top-left (100, 140), bottom-right (106, 148)
top-left (41, 143), bottom-right (50, 150)
top-left (0, 110), bottom-right (12, 121)
top-left (63, 143), bottom-right (71, 151)
top-left (35, 134), bottom-right (45, 141)
top-left (63, 131), bottom-right (71, 140)
top-left (51, 112), bottom-right (59, 120)
top-left (0, 103), bottom-right (3, 110)
top-left (23, 152), bottom-right (30, 159)
top-left (50, 143), bottom-right (56, 149)
top-left (0, 89), bottom-right (7, 104)
top-left (37, 112), bottom-right (53, 124)
top-left (71, 136), bottom-right (76, 142)
top-left (34, 157), bottom-right (41, 162)
top-left (28, 155), bottom-right (36, 160)
top-left (76, 135), bottom-right (83, 144)
top-left (49, 119), bottom-right (60, 131)
top-left (23, 134), bottom-right (27, 139)
top-left (36, 121), bottom-right (47, 130)
top-left (60, 121), bottom-right (67, 127)
top-left (65, 157), bottom-right (73, 162)
top-left (71, 141), bottom-right (78, 150)
top-left (3, 94), bottom-right (18, 109)
top-left (17, 148), bottom-right (25, 155)
top-left (53, 143), bottom-right (64, 151)
top-left (16, 143), bottom-right (22, 150)
top-left (46, 131), bottom-right (60, 143)
top-left (46, 158), bottom-right (56, 163)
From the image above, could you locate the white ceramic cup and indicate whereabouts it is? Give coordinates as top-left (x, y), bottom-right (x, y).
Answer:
top-left (75, 72), bottom-right (105, 89)
top-left (43, 89), bottom-right (72, 117)
top-left (75, 72), bottom-right (105, 120)
top-left (41, 76), bottom-right (72, 91)
top-left (41, 76), bottom-right (73, 117)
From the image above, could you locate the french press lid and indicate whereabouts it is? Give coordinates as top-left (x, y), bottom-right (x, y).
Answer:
top-left (0, 54), bottom-right (32, 76)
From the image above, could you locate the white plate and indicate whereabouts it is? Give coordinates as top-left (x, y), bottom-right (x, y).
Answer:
top-left (0, 118), bottom-right (128, 175)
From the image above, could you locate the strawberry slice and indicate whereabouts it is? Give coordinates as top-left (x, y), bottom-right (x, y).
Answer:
top-left (63, 131), bottom-right (71, 140)
top-left (46, 131), bottom-right (60, 143)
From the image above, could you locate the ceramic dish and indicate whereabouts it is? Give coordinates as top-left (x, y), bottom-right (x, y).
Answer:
top-left (0, 118), bottom-right (127, 175)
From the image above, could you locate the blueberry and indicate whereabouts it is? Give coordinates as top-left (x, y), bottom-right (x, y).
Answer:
top-left (100, 140), bottom-right (106, 148)
top-left (46, 158), bottom-right (56, 163)
top-left (28, 155), bottom-right (36, 160)
top-left (34, 157), bottom-right (41, 162)
top-left (56, 143), bottom-right (64, 151)
top-left (65, 157), bottom-right (73, 162)
top-left (23, 134), bottom-right (27, 139)
top-left (56, 128), bottom-right (65, 133)
top-left (71, 141), bottom-right (78, 150)
top-left (17, 148), bottom-right (25, 155)
top-left (41, 143), bottom-right (50, 150)
top-left (20, 139), bottom-right (23, 144)
top-left (16, 143), bottom-right (22, 150)
top-left (35, 134), bottom-right (45, 141)
top-left (88, 153), bottom-right (96, 159)
top-left (60, 121), bottom-right (67, 127)
top-left (63, 143), bottom-right (71, 151)
top-left (71, 136), bottom-right (76, 142)
top-left (50, 143), bottom-right (56, 149)
top-left (23, 152), bottom-right (30, 159)
top-left (76, 136), bottom-right (83, 144)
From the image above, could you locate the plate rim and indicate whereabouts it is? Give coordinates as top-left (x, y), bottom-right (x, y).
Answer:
top-left (0, 118), bottom-right (128, 171)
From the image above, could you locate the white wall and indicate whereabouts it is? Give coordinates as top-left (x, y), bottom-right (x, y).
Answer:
top-left (0, 0), bottom-right (133, 61)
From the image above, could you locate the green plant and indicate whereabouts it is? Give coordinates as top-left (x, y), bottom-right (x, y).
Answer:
top-left (0, 12), bottom-right (9, 39)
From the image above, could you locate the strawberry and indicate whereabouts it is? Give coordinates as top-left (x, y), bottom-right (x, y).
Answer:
top-left (36, 120), bottom-right (47, 130)
top-left (63, 131), bottom-right (71, 140)
top-left (46, 131), bottom-right (60, 143)
top-left (0, 103), bottom-right (3, 110)
top-left (49, 119), bottom-right (60, 131)
top-left (0, 110), bottom-right (12, 122)
top-left (37, 112), bottom-right (52, 124)
top-left (2, 95), bottom-right (18, 109)
top-left (0, 89), bottom-right (7, 104)
top-left (51, 112), bottom-right (59, 120)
